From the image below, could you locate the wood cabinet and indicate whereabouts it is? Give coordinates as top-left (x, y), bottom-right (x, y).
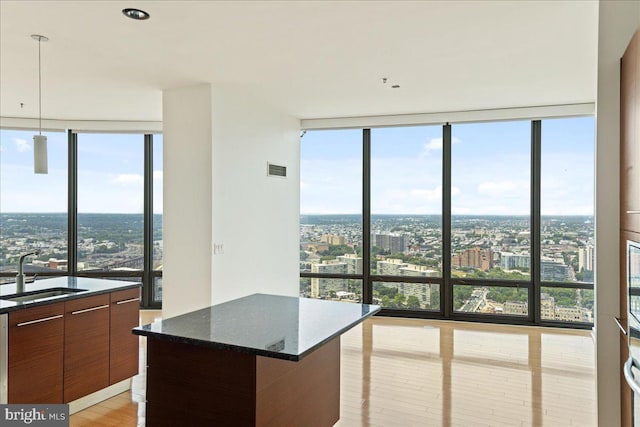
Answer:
top-left (621, 31), bottom-right (640, 234)
top-left (621, 30), bottom-right (640, 427)
top-left (63, 294), bottom-right (110, 403)
top-left (109, 288), bottom-right (140, 384)
top-left (621, 230), bottom-right (640, 427)
top-left (7, 302), bottom-right (64, 403)
top-left (6, 287), bottom-right (140, 404)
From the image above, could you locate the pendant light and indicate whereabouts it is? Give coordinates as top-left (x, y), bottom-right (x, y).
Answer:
top-left (32, 34), bottom-right (48, 174)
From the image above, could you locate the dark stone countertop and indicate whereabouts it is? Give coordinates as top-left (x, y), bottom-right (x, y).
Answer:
top-left (0, 276), bottom-right (141, 314)
top-left (133, 293), bottom-right (380, 361)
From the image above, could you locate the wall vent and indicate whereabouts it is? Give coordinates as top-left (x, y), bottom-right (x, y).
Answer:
top-left (267, 162), bottom-right (287, 178)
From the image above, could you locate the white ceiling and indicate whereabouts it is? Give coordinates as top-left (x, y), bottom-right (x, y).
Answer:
top-left (0, 0), bottom-right (598, 123)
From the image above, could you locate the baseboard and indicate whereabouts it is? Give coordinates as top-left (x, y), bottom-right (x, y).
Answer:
top-left (68, 378), bottom-right (131, 414)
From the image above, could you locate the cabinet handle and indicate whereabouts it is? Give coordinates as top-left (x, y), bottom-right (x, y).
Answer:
top-left (71, 304), bottom-right (109, 315)
top-left (17, 314), bottom-right (63, 327)
top-left (627, 211), bottom-right (640, 214)
top-left (116, 298), bottom-right (139, 305)
top-left (615, 317), bottom-right (628, 335)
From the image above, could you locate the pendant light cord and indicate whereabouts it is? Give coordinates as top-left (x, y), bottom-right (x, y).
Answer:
top-left (38, 36), bottom-right (42, 136)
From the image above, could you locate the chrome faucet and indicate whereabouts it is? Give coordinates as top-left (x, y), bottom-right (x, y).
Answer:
top-left (16, 250), bottom-right (40, 294)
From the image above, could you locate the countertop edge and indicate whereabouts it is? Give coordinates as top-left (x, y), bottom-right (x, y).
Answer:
top-left (0, 282), bottom-right (142, 315)
top-left (295, 305), bottom-right (381, 360)
top-left (132, 329), bottom-right (301, 361)
top-left (133, 304), bottom-right (381, 361)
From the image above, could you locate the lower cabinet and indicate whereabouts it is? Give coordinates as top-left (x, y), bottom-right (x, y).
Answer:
top-left (63, 294), bottom-right (111, 403)
top-left (8, 302), bottom-right (64, 403)
top-left (109, 288), bottom-right (140, 384)
top-left (7, 288), bottom-right (140, 404)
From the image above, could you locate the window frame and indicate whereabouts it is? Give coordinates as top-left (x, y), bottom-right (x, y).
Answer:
top-left (300, 119), bottom-right (594, 329)
top-left (0, 129), bottom-right (162, 309)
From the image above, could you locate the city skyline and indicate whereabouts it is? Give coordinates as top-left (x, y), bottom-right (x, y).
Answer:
top-left (299, 213), bottom-right (594, 322)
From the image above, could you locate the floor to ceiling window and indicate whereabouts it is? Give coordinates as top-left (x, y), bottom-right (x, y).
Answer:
top-left (451, 121), bottom-right (531, 318)
top-left (540, 117), bottom-right (594, 323)
top-left (152, 134), bottom-right (163, 303)
top-left (0, 128), bottom-right (162, 308)
top-left (299, 129), bottom-right (363, 303)
top-left (0, 129), bottom-right (68, 283)
top-left (77, 133), bottom-right (144, 272)
top-left (300, 116), bottom-right (594, 328)
top-left (371, 126), bottom-right (443, 311)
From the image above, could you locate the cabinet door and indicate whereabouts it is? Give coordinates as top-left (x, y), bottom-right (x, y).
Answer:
top-left (621, 230), bottom-right (640, 427)
top-left (109, 288), bottom-right (140, 384)
top-left (8, 302), bottom-right (64, 403)
top-left (64, 294), bottom-right (110, 403)
top-left (621, 31), bottom-right (640, 233)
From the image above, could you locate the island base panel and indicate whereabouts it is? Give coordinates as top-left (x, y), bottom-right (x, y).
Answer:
top-left (146, 338), bottom-right (257, 426)
top-left (256, 337), bottom-right (340, 427)
top-left (145, 337), bottom-right (340, 427)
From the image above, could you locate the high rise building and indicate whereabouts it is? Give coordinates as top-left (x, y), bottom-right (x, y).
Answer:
top-left (540, 258), bottom-right (571, 281)
top-left (452, 247), bottom-right (493, 271)
top-left (376, 260), bottom-right (438, 307)
top-left (376, 258), bottom-right (407, 275)
top-left (499, 252), bottom-right (531, 270)
top-left (336, 253), bottom-right (362, 274)
top-left (373, 233), bottom-right (408, 254)
top-left (377, 259), bottom-right (438, 278)
top-left (578, 245), bottom-right (594, 272)
top-left (310, 261), bottom-right (348, 297)
top-left (321, 234), bottom-right (347, 245)
top-left (399, 263), bottom-right (439, 278)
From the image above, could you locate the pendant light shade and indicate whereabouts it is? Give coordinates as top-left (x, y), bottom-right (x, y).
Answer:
top-left (34, 135), bottom-right (48, 174)
top-left (32, 34), bottom-right (48, 174)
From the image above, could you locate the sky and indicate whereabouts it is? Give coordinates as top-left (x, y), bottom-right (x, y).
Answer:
top-left (1, 117), bottom-right (594, 216)
top-left (0, 130), bottom-right (163, 214)
top-left (300, 116), bottom-right (595, 216)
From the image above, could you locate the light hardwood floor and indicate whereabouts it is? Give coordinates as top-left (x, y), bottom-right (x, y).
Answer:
top-left (70, 311), bottom-right (596, 427)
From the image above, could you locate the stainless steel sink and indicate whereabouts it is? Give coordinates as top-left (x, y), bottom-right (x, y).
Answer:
top-left (0, 288), bottom-right (88, 303)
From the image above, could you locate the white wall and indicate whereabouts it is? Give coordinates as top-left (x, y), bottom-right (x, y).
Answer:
top-left (162, 84), bottom-right (213, 318)
top-left (162, 83), bottom-right (300, 316)
top-left (596, 2), bottom-right (640, 426)
top-left (210, 87), bottom-right (300, 305)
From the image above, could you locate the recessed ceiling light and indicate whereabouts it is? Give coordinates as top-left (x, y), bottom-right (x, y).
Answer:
top-left (122, 8), bottom-right (150, 20)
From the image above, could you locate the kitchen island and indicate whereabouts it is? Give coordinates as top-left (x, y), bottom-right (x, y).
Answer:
top-left (134, 293), bottom-right (380, 426)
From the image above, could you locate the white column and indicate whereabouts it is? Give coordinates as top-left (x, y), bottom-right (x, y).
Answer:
top-left (161, 83), bottom-right (300, 315)
top-left (209, 86), bottom-right (300, 305)
top-left (162, 83), bottom-right (213, 318)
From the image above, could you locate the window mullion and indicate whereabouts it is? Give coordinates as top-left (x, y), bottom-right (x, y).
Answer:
top-left (531, 120), bottom-right (542, 324)
top-left (68, 130), bottom-right (78, 277)
top-left (143, 134), bottom-right (154, 308)
top-left (363, 129), bottom-right (372, 304)
top-left (443, 124), bottom-right (452, 318)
